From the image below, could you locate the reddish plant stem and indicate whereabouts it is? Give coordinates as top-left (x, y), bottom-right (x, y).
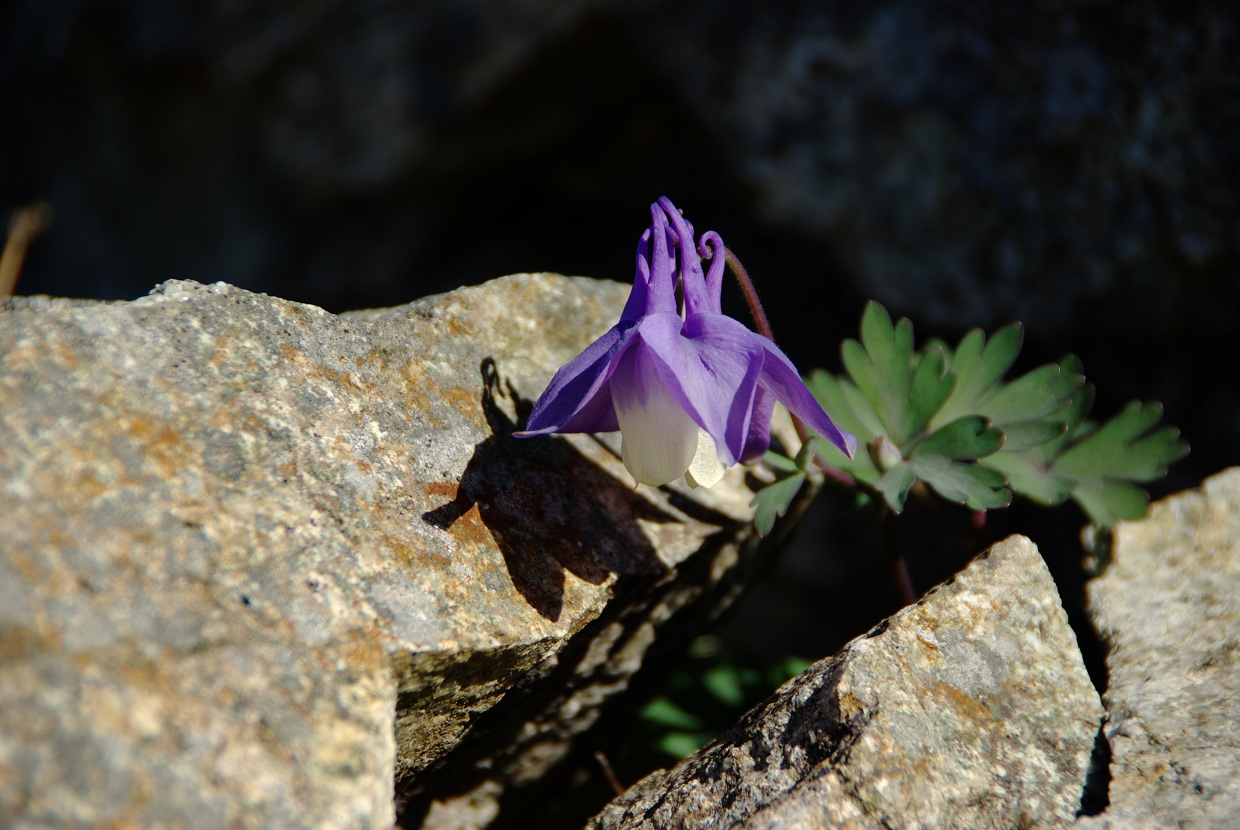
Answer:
top-left (725, 243), bottom-right (915, 604)
top-left (882, 509), bottom-right (919, 607)
top-left (725, 248), bottom-right (774, 341)
top-left (0, 203), bottom-right (51, 298)
top-left (724, 246), bottom-right (856, 488)
top-left (593, 751), bottom-right (625, 797)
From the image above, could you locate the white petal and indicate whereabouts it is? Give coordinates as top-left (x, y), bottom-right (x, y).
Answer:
top-left (615, 379), bottom-right (699, 487)
top-left (685, 428), bottom-right (727, 489)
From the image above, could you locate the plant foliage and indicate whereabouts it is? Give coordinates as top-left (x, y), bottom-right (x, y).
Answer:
top-left (637, 636), bottom-right (811, 759)
top-left (755, 302), bottom-right (1187, 529)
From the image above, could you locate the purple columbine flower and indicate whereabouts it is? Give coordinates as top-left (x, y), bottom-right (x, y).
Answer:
top-left (516, 197), bottom-right (856, 488)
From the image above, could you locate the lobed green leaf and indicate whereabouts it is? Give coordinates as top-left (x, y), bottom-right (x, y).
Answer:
top-left (805, 304), bottom-right (1186, 526)
top-left (807, 370), bottom-right (883, 486)
top-left (933, 323), bottom-right (1023, 426)
top-left (750, 472), bottom-right (807, 536)
top-left (912, 416), bottom-right (1004, 461)
top-left (982, 450), bottom-right (1075, 506)
top-left (977, 364), bottom-right (1077, 423)
top-left (875, 462), bottom-right (917, 512)
top-left (1071, 478), bottom-right (1153, 527)
top-left (841, 302), bottom-right (917, 442)
top-left (1055, 402), bottom-right (1187, 483)
top-left (911, 456), bottom-right (1011, 510)
top-left (904, 348), bottom-right (955, 444)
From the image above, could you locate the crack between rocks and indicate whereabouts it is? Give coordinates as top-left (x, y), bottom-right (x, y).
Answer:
top-left (1077, 721), bottom-right (1112, 817)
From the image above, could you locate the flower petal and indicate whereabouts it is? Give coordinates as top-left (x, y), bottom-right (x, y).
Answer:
top-left (612, 341), bottom-right (701, 486)
top-left (516, 324), bottom-right (632, 437)
top-left (645, 204), bottom-right (679, 315)
top-left (620, 228), bottom-right (657, 321)
top-left (756, 338), bottom-right (858, 459)
top-left (664, 312), bottom-right (769, 464)
top-left (658, 197), bottom-right (715, 318)
top-left (686, 428), bottom-right (727, 489)
top-left (697, 231), bottom-right (726, 315)
top-left (741, 387), bottom-right (777, 463)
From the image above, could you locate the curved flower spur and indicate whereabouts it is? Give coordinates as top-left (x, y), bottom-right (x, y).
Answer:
top-left (516, 197), bottom-right (855, 489)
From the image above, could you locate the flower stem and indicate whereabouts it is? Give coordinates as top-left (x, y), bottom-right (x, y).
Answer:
top-left (0, 203), bottom-right (51, 298)
top-left (881, 508), bottom-right (918, 607)
top-left (726, 241), bottom-right (913, 606)
top-left (725, 248), bottom-right (774, 341)
top-left (725, 246), bottom-right (856, 488)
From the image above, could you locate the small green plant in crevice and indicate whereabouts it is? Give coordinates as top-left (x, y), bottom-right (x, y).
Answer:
top-left (755, 301), bottom-right (1188, 532)
top-left (635, 636), bottom-right (811, 760)
top-left (515, 199), bottom-right (1192, 783)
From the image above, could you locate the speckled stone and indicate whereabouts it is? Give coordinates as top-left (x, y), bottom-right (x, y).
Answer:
top-left (1075, 468), bottom-right (1240, 830)
top-left (0, 275), bottom-right (793, 828)
top-left (593, 535), bottom-right (1104, 830)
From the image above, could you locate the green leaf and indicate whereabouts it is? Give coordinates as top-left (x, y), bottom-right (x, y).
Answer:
top-left (1048, 354), bottom-right (1089, 403)
top-left (841, 302), bottom-right (916, 441)
top-left (750, 472), bottom-right (806, 535)
top-left (1017, 361), bottom-right (1093, 461)
top-left (807, 306), bottom-right (1186, 524)
top-left (984, 449), bottom-right (1076, 505)
top-left (909, 416), bottom-right (1010, 509)
top-left (912, 457), bottom-right (1011, 509)
top-left (1071, 479), bottom-right (1153, 526)
top-left (932, 325), bottom-right (1080, 448)
top-left (637, 640), bottom-right (817, 761)
top-left (841, 379), bottom-right (886, 440)
top-left (656, 731), bottom-right (712, 759)
top-left (806, 370), bottom-right (883, 485)
top-left (1056, 401), bottom-right (1189, 525)
top-left (933, 324), bottom-right (1023, 426)
top-left (703, 664), bottom-right (746, 707)
top-left (999, 420), bottom-right (1068, 452)
top-left (763, 450), bottom-right (799, 473)
top-left (807, 370), bottom-right (877, 442)
top-left (1055, 402), bottom-right (1186, 482)
top-left (984, 388), bottom-right (1189, 525)
top-left (874, 462), bottom-right (917, 512)
top-left (773, 656), bottom-right (813, 680)
top-left (905, 348), bottom-right (955, 443)
top-left (641, 696), bottom-right (704, 731)
top-left (977, 364), bottom-right (1076, 423)
top-left (980, 378), bottom-right (1094, 505)
top-left (913, 415), bottom-right (1004, 460)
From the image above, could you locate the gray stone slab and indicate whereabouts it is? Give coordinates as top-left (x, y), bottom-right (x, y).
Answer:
top-left (1076, 468), bottom-right (1240, 829)
top-left (0, 275), bottom-right (791, 828)
top-left (593, 535), bottom-right (1104, 830)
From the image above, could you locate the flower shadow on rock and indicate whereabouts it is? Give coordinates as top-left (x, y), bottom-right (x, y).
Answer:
top-left (424, 359), bottom-right (702, 621)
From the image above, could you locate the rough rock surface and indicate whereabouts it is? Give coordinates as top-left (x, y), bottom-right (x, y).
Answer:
top-left (592, 535), bottom-right (1104, 830)
top-left (0, 275), bottom-right (795, 828)
top-left (1076, 468), bottom-right (1240, 829)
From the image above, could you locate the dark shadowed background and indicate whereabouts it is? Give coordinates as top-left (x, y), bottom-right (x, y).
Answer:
top-left (4, 0), bottom-right (1237, 664)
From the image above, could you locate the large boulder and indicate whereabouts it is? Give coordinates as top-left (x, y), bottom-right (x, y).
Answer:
top-left (1076, 467), bottom-right (1240, 828)
top-left (593, 535), bottom-right (1105, 829)
top-left (0, 275), bottom-right (798, 828)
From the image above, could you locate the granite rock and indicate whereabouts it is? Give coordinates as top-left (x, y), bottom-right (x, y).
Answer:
top-left (592, 535), bottom-right (1104, 830)
top-left (0, 275), bottom-right (796, 828)
top-left (1075, 468), bottom-right (1240, 829)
